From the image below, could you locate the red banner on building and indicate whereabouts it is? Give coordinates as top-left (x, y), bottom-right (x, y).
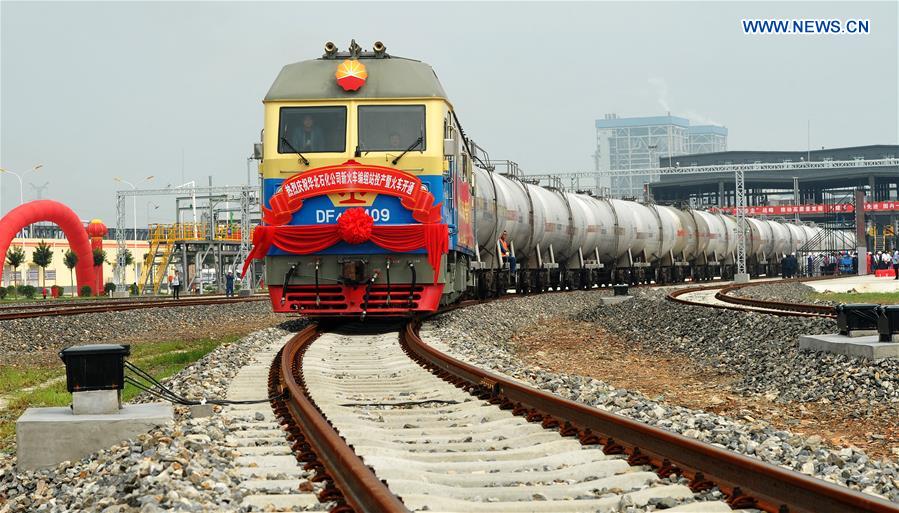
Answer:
top-left (262, 160), bottom-right (442, 225)
top-left (712, 201), bottom-right (899, 216)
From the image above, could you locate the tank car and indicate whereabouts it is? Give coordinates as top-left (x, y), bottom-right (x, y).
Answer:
top-left (243, 42), bottom-right (841, 317)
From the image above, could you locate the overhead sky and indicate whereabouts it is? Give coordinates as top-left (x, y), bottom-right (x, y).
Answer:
top-left (1, 1), bottom-right (896, 225)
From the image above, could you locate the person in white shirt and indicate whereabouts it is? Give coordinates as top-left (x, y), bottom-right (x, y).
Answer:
top-left (172, 271), bottom-right (181, 300)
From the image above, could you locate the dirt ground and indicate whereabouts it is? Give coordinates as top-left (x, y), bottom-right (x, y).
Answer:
top-left (510, 319), bottom-right (899, 459)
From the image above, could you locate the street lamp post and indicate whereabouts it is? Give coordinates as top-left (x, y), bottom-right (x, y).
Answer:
top-left (0, 164), bottom-right (44, 236)
top-left (114, 176), bottom-right (154, 242)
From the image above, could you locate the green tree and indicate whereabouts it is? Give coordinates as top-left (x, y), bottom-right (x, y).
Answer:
top-left (118, 248), bottom-right (134, 283)
top-left (64, 249), bottom-right (78, 297)
top-left (93, 248), bottom-right (107, 267)
top-left (32, 241), bottom-right (53, 290)
top-left (5, 246), bottom-right (26, 297)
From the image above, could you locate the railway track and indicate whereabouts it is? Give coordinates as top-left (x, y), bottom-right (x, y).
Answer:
top-left (267, 318), bottom-right (897, 513)
top-left (667, 278), bottom-right (837, 318)
top-left (0, 294), bottom-right (266, 321)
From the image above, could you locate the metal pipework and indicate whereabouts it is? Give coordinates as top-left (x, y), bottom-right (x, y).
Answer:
top-left (373, 41), bottom-right (387, 56)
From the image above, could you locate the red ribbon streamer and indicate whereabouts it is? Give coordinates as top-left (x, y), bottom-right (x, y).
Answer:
top-left (241, 223), bottom-right (449, 283)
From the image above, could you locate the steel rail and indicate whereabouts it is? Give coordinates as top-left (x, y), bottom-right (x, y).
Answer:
top-left (272, 325), bottom-right (410, 513)
top-left (0, 294), bottom-right (259, 312)
top-left (400, 321), bottom-right (899, 513)
top-left (715, 282), bottom-right (836, 317)
top-left (666, 277), bottom-right (838, 318)
top-left (0, 296), bottom-right (265, 321)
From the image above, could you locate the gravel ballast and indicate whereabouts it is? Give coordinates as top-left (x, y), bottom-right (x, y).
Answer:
top-left (0, 301), bottom-right (281, 366)
top-left (730, 281), bottom-right (837, 306)
top-left (425, 290), bottom-right (899, 502)
top-left (0, 321), bottom-right (311, 513)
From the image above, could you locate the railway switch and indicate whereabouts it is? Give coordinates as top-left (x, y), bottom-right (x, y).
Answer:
top-left (877, 305), bottom-right (899, 343)
top-left (835, 304), bottom-right (880, 337)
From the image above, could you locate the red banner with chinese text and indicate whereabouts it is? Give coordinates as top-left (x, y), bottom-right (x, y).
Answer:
top-left (263, 160), bottom-right (442, 225)
top-left (712, 202), bottom-right (899, 216)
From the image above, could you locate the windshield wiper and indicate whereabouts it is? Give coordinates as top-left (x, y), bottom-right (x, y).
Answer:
top-left (280, 137), bottom-right (310, 166)
top-left (391, 134), bottom-right (423, 166)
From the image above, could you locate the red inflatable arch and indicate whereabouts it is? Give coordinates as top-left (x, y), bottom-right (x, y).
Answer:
top-left (0, 200), bottom-right (96, 293)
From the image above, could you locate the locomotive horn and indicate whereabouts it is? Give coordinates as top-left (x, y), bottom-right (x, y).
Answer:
top-left (324, 41), bottom-right (338, 57)
top-left (373, 41), bottom-right (386, 55)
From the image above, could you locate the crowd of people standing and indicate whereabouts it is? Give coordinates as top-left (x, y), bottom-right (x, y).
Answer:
top-left (791, 249), bottom-right (899, 279)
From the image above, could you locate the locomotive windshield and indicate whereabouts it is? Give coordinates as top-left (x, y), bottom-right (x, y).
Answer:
top-left (279, 106), bottom-right (347, 153)
top-left (358, 105), bottom-right (426, 152)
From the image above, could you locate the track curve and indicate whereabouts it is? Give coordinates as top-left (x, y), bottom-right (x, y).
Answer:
top-left (269, 312), bottom-right (897, 513)
top-left (667, 279), bottom-right (837, 318)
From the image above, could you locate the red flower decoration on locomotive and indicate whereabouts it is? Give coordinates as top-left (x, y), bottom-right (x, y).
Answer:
top-left (337, 208), bottom-right (373, 244)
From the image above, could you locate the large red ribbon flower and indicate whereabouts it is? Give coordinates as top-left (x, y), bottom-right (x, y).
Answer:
top-left (337, 208), bottom-right (373, 244)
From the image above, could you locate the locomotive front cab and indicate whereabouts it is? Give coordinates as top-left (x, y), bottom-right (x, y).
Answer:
top-left (255, 45), bottom-right (473, 317)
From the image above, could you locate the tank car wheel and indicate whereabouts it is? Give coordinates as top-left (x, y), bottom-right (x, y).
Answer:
top-left (494, 271), bottom-right (507, 298)
top-left (476, 272), bottom-right (489, 300)
top-left (550, 270), bottom-right (560, 291)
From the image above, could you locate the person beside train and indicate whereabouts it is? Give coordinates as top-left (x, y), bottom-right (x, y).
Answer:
top-left (171, 271), bottom-right (182, 300)
top-left (225, 270), bottom-right (235, 298)
top-left (892, 250), bottom-right (899, 280)
top-left (498, 231), bottom-right (516, 273)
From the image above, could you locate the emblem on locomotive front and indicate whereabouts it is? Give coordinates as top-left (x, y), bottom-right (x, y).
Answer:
top-left (335, 59), bottom-right (368, 91)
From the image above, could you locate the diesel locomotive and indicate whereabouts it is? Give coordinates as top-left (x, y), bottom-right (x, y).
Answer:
top-left (242, 41), bottom-right (854, 317)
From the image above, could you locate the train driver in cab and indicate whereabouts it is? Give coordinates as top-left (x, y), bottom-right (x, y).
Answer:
top-left (295, 114), bottom-right (324, 152)
top-left (499, 231), bottom-right (516, 273)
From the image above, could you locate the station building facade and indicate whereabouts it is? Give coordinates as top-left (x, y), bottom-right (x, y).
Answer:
top-left (648, 144), bottom-right (899, 251)
top-left (1, 228), bottom-right (148, 292)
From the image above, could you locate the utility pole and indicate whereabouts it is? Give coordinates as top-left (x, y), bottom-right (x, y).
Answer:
top-left (29, 182), bottom-right (50, 200)
top-left (734, 167), bottom-right (749, 283)
top-left (792, 176), bottom-right (800, 223)
top-left (855, 189), bottom-right (867, 275)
